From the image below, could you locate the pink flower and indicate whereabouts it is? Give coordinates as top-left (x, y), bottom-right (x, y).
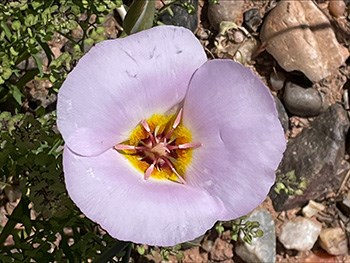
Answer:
top-left (57, 26), bottom-right (285, 246)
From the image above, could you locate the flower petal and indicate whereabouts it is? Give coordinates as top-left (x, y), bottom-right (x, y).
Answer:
top-left (183, 60), bottom-right (286, 220)
top-left (63, 147), bottom-right (224, 246)
top-left (57, 26), bottom-right (206, 156)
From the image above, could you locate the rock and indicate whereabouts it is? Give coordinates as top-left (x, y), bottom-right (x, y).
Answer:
top-left (260, 1), bottom-right (349, 82)
top-left (269, 71), bottom-right (286, 91)
top-left (328, 0), bottom-right (346, 18)
top-left (210, 238), bottom-right (234, 261)
top-left (208, 0), bottom-right (244, 30)
top-left (302, 250), bottom-right (338, 263)
top-left (201, 239), bottom-right (214, 253)
top-left (235, 209), bottom-right (276, 263)
top-left (232, 30), bottom-right (244, 44)
top-left (159, 0), bottom-right (198, 32)
top-left (215, 22), bottom-right (258, 64)
top-left (283, 82), bottom-right (323, 117)
top-left (270, 104), bottom-right (349, 211)
top-left (337, 192), bottom-right (350, 217)
top-left (183, 247), bottom-right (208, 263)
top-left (4, 186), bottom-right (21, 202)
top-left (243, 8), bottom-right (262, 33)
top-left (319, 227), bottom-right (348, 255)
top-left (274, 97), bottom-right (289, 133)
top-left (302, 200), bottom-right (326, 218)
top-left (279, 217), bottom-right (322, 251)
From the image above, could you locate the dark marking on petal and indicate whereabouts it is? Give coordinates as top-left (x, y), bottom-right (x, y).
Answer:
top-left (176, 50), bottom-right (183, 54)
top-left (149, 46), bottom-right (157, 59)
top-left (119, 46), bottom-right (137, 63)
top-left (125, 70), bottom-right (137, 78)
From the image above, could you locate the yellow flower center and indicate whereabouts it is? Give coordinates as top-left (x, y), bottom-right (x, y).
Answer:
top-left (114, 110), bottom-right (200, 183)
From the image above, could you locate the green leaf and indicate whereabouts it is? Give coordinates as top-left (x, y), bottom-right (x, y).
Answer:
top-left (123, 0), bottom-right (155, 35)
top-left (32, 53), bottom-right (44, 77)
top-left (0, 196), bottom-right (30, 245)
top-left (36, 38), bottom-right (53, 66)
top-left (0, 21), bottom-right (12, 40)
top-left (95, 241), bottom-right (130, 263)
top-left (10, 85), bottom-right (24, 105)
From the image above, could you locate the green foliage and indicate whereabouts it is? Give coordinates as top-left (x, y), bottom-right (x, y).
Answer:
top-left (231, 216), bottom-right (264, 244)
top-left (0, 0), bottom-right (122, 110)
top-left (123, 0), bottom-right (155, 35)
top-left (214, 217), bottom-right (263, 245)
top-left (274, 170), bottom-right (308, 196)
top-left (0, 112), bottom-right (127, 261)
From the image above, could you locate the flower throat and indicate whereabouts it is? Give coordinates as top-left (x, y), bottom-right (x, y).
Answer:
top-left (114, 109), bottom-right (200, 184)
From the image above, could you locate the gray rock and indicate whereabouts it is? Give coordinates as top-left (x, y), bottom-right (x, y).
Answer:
top-left (269, 71), bottom-right (286, 91)
top-left (270, 104), bottom-right (349, 211)
top-left (337, 192), bottom-right (350, 217)
top-left (283, 82), bottom-right (323, 117)
top-left (243, 8), bottom-right (262, 33)
top-left (160, 0), bottom-right (198, 32)
top-left (319, 227), bottom-right (348, 255)
top-left (279, 217), bottom-right (322, 251)
top-left (274, 97), bottom-right (289, 133)
top-left (235, 209), bottom-right (276, 263)
top-left (260, 0), bottom-right (349, 82)
top-left (208, 0), bottom-right (244, 30)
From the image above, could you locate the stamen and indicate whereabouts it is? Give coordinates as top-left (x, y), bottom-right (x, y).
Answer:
top-left (168, 142), bottom-right (201, 150)
top-left (141, 119), bottom-right (156, 145)
top-left (172, 108), bottom-right (183, 129)
top-left (165, 109), bottom-right (183, 139)
top-left (114, 144), bottom-right (137, 151)
top-left (144, 161), bottom-right (156, 180)
top-left (114, 144), bottom-right (148, 151)
top-left (161, 157), bottom-right (186, 184)
top-left (140, 119), bottom-right (151, 132)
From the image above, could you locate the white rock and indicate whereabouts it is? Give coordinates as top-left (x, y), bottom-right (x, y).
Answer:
top-left (302, 200), bottom-right (326, 218)
top-left (279, 217), bottom-right (322, 251)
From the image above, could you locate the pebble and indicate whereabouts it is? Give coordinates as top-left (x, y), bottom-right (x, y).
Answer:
top-left (319, 227), bottom-right (348, 255)
top-left (283, 82), bottom-right (323, 117)
top-left (4, 186), bottom-right (21, 203)
top-left (159, 0), bottom-right (198, 32)
top-left (279, 217), bottom-right (322, 251)
top-left (260, 0), bottom-right (349, 82)
top-left (337, 192), bottom-right (350, 217)
top-left (232, 30), bottom-right (245, 44)
top-left (269, 71), bottom-right (286, 91)
top-left (243, 8), bottom-right (262, 33)
top-left (208, 0), bottom-right (244, 30)
top-left (302, 200), bottom-right (326, 218)
top-left (274, 97), bottom-right (289, 133)
top-left (235, 209), bottom-right (276, 263)
top-left (328, 0), bottom-right (346, 18)
top-left (210, 238), bottom-right (233, 261)
top-left (270, 104), bottom-right (350, 211)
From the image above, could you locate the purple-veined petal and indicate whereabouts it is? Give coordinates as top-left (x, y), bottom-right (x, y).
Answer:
top-left (63, 147), bottom-right (224, 246)
top-left (183, 60), bottom-right (286, 220)
top-left (57, 26), bottom-right (206, 157)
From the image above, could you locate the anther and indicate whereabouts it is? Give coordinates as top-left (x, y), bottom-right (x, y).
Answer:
top-left (144, 161), bottom-right (156, 180)
top-left (168, 142), bottom-right (201, 150)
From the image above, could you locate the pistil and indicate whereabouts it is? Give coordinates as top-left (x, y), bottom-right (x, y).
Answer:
top-left (114, 109), bottom-right (200, 183)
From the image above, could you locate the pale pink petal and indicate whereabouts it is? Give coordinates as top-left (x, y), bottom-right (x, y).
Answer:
top-left (57, 26), bottom-right (206, 156)
top-left (63, 147), bottom-right (224, 246)
top-left (183, 60), bottom-right (286, 220)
